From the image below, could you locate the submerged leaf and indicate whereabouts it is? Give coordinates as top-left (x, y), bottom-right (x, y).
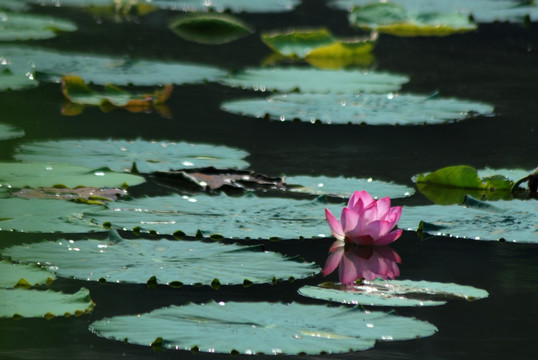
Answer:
top-left (299, 279), bottom-right (488, 307)
top-left (0, 12), bottom-right (77, 41)
top-left (169, 13), bottom-right (253, 44)
top-left (221, 92), bottom-right (494, 126)
top-left (15, 139), bottom-right (249, 173)
top-left (89, 301), bottom-right (437, 354)
top-left (3, 230), bottom-right (319, 286)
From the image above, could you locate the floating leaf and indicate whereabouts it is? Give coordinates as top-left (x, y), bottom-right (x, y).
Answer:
top-left (0, 287), bottom-right (92, 319)
top-left (0, 260), bottom-right (55, 288)
top-left (75, 193), bottom-right (338, 239)
top-left (169, 13), bottom-right (253, 44)
top-left (221, 92), bottom-right (494, 125)
top-left (61, 75), bottom-right (173, 116)
top-left (0, 11), bottom-right (77, 41)
top-left (220, 67), bottom-right (408, 94)
top-left (0, 122), bottom-right (24, 140)
top-left (0, 45), bottom-right (226, 86)
top-left (3, 230), bottom-right (319, 286)
top-left (0, 198), bottom-right (102, 233)
top-left (0, 0), bottom-right (30, 12)
top-left (11, 187), bottom-right (127, 204)
top-left (330, 0), bottom-right (538, 24)
top-left (0, 68), bottom-right (37, 91)
top-left (299, 279), bottom-right (488, 307)
top-left (348, 3), bottom-right (476, 36)
top-left (400, 198), bottom-right (538, 243)
top-left (286, 175), bottom-right (414, 198)
top-left (0, 162), bottom-right (145, 189)
top-left (89, 301), bottom-right (437, 355)
top-left (151, 0), bottom-right (300, 13)
top-left (15, 139), bottom-right (249, 173)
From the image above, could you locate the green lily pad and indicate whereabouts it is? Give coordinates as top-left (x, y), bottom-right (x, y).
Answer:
top-left (0, 287), bottom-right (93, 319)
top-left (0, 0), bottom-right (30, 11)
top-left (0, 162), bottom-right (145, 189)
top-left (286, 175), bottom-right (414, 198)
top-left (3, 230), bottom-right (319, 286)
top-left (261, 28), bottom-right (376, 59)
top-left (0, 198), bottom-right (102, 233)
top-left (169, 13), bottom-right (253, 45)
top-left (0, 260), bottom-right (55, 288)
top-left (348, 3), bottom-right (476, 36)
top-left (330, 0), bottom-right (538, 24)
top-left (15, 139), bottom-right (249, 173)
top-left (400, 198), bottom-right (538, 243)
top-left (299, 279), bottom-right (488, 307)
top-left (77, 193), bottom-right (338, 239)
top-left (219, 67), bottom-right (409, 94)
top-left (0, 45), bottom-right (226, 86)
top-left (151, 0), bottom-right (300, 13)
top-left (11, 186), bottom-right (127, 205)
top-left (0, 122), bottom-right (24, 140)
top-left (89, 301), bottom-right (437, 355)
top-left (0, 12), bottom-right (77, 41)
top-left (0, 68), bottom-right (37, 91)
top-left (221, 92), bottom-right (494, 125)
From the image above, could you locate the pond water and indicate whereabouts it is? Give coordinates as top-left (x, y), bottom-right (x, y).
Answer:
top-left (1, 0), bottom-right (537, 359)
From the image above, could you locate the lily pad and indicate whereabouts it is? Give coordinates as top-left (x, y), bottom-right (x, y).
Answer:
top-left (89, 301), bottom-right (437, 355)
top-left (77, 193), bottom-right (338, 239)
top-left (261, 28), bottom-right (376, 59)
top-left (0, 68), bottom-right (37, 91)
top-left (330, 0), bottom-right (538, 24)
top-left (0, 198), bottom-right (102, 233)
top-left (3, 230), bottom-right (319, 286)
top-left (0, 0), bottom-right (30, 11)
top-left (0, 287), bottom-right (93, 319)
top-left (0, 260), bottom-right (55, 288)
top-left (169, 13), bottom-right (253, 45)
top-left (221, 92), bottom-right (494, 125)
top-left (348, 3), bottom-right (476, 36)
top-left (15, 139), bottom-right (249, 173)
top-left (0, 45), bottom-right (226, 86)
top-left (286, 175), bottom-right (414, 199)
top-left (400, 198), bottom-right (538, 243)
top-left (0, 122), bottom-right (24, 140)
top-left (0, 12), bottom-right (77, 41)
top-left (219, 67), bottom-right (409, 94)
top-left (11, 187), bottom-right (127, 204)
top-left (299, 279), bottom-right (488, 307)
top-left (0, 162), bottom-right (145, 189)
top-left (151, 0), bottom-right (300, 13)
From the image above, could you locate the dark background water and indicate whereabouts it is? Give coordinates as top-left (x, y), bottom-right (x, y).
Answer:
top-left (1, 0), bottom-right (537, 359)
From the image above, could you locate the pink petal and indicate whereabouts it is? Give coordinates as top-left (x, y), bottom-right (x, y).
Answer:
top-left (339, 251), bottom-right (361, 285)
top-left (375, 229), bottom-right (403, 245)
top-left (341, 207), bottom-right (361, 236)
top-left (348, 190), bottom-right (374, 211)
top-left (322, 248), bottom-right (344, 276)
top-left (376, 197), bottom-right (391, 219)
top-left (374, 246), bottom-right (402, 263)
top-left (361, 220), bottom-right (392, 242)
top-left (325, 208), bottom-right (345, 240)
top-left (386, 206), bottom-right (402, 227)
top-left (329, 239), bottom-right (345, 252)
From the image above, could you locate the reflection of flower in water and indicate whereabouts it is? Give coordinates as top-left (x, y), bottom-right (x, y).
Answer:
top-left (323, 190), bottom-right (403, 284)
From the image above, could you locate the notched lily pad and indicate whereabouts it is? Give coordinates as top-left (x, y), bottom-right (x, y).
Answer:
top-left (0, 260), bottom-right (56, 288)
top-left (0, 12), bottom-right (77, 41)
top-left (221, 92), bottom-right (494, 126)
top-left (61, 75), bottom-right (173, 118)
top-left (169, 13), bottom-right (253, 44)
top-left (349, 3), bottom-right (476, 36)
top-left (299, 279), bottom-right (488, 307)
top-left (0, 287), bottom-right (93, 319)
top-left (3, 229), bottom-right (319, 286)
top-left (89, 301), bottom-right (437, 355)
top-left (0, 122), bottom-right (24, 140)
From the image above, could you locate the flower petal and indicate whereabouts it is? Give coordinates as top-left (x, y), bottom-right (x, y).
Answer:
top-left (386, 206), bottom-right (402, 227)
top-left (348, 190), bottom-right (374, 211)
top-left (325, 208), bottom-right (345, 240)
top-left (376, 197), bottom-right (391, 219)
top-left (341, 207), bottom-right (361, 236)
top-left (339, 250), bottom-right (361, 284)
top-left (322, 247), bottom-right (344, 276)
top-left (375, 229), bottom-right (403, 246)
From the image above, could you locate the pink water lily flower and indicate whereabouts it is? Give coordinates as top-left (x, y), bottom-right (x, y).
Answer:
top-left (325, 190), bottom-right (402, 246)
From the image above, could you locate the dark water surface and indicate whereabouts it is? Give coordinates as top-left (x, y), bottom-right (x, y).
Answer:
top-left (1, 1), bottom-right (537, 359)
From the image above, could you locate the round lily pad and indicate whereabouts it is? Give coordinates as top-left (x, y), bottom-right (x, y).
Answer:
top-left (0, 68), bottom-right (37, 91)
top-left (0, 12), bottom-right (77, 41)
top-left (0, 260), bottom-right (55, 288)
top-left (151, 0), bottom-right (300, 13)
top-left (15, 139), bottom-right (249, 173)
top-left (298, 279), bottom-right (488, 307)
top-left (3, 230), bottom-right (319, 286)
top-left (219, 67), bottom-right (409, 94)
top-left (89, 301), bottom-right (437, 355)
top-left (0, 122), bottom-right (24, 140)
top-left (0, 287), bottom-right (92, 319)
top-left (400, 198), bottom-right (538, 243)
top-left (169, 13), bottom-right (253, 44)
top-left (221, 92), bottom-right (494, 125)
top-left (287, 175), bottom-right (414, 198)
top-left (0, 162), bottom-right (145, 189)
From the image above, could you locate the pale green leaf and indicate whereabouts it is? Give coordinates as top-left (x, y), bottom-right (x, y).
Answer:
top-left (0, 260), bottom-right (55, 288)
top-left (0, 122), bottom-right (24, 140)
top-left (0, 12), bottom-right (77, 41)
top-left (0, 68), bottom-right (37, 91)
top-left (151, 0), bottom-right (300, 13)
